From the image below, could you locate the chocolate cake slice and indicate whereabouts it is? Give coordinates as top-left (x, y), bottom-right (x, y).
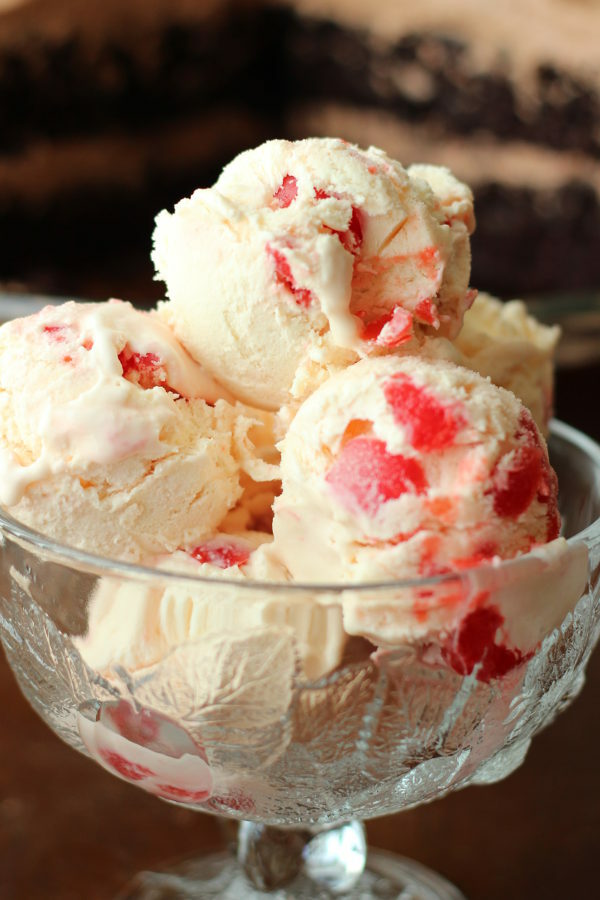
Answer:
top-left (0, 0), bottom-right (286, 298)
top-left (0, 0), bottom-right (282, 151)
top-left (1, 0), bottom-right (599, 299)
top-left (288, 104), bottom-right (600, 295)
top-left (282, 0), bottom-right (600, 294)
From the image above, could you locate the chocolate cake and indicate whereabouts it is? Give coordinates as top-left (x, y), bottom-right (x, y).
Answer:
top-left (1, 0), bottom-right (599, 298)
top-left (284, 0), bottom-right (600, 296)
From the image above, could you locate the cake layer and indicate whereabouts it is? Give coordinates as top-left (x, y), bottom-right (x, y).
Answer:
top-left (0, 0), bottom-right (284, 154)
top-left (283, 4), bottom-right (600, 158)
top-left (285, 0), bottom-right (600, 78)
top-left (3, 1), bottom-right (599, 157)
top-left (0, 110), bottom-right (273, 297)
top-left (288, 104), bottom-right (600, 294)
top-left (1, 0), bottom-right (600, 295)
top-left (0, 110), bottom-right (271, 208)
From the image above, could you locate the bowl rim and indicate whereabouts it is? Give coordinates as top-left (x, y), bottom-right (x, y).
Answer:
top-left (0, 419), bottom-right (599, 594)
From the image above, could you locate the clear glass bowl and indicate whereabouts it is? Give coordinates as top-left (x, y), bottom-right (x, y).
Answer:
top-left (1, 419), bottom-right (599, 899)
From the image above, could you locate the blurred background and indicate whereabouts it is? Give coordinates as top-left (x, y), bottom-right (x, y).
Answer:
top-left (1, 0), bottom-right (599, 306)
top-left (0, 4), bottom-right (600, 899)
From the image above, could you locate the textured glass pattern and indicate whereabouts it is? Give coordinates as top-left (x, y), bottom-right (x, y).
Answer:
top-left (0, 422), bottom-right (599, 831)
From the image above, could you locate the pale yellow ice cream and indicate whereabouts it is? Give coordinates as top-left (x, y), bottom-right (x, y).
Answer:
top-left (272, 355), bottom-right (560, 585)
top-left (340, 537), bottom-right (586, 658)
top-left (451, 292), bottom-right (560, 433)
top-left (372, 292), bottom-right (561, 434)
top-left (0, 300), bottom-right (263, 561)
top-left (0, 137), bottom-right (573, 691)
top-left (153, 138), bottom-right (474, 410)
top-left (76, 533), bottom-right (346, 681)
top-left (270, 353), bottom-right (573, 674)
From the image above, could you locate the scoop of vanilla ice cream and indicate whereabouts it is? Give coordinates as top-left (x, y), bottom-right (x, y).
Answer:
top-left (153, 138), bottom-right (474, 410)
top-left (76, 532), bottom-right (346, 681)
top-left (272, 355), bottom-right (560, 585)
top-left (0, 300), bottom-right (260, 561)
top-left (451, 292), bottom-right (560, 434)
top-left (340, 537), bottom-right (586, 664)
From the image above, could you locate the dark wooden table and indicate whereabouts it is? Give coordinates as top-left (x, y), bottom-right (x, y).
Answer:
top-left (0, 282), bottom-right (598, 899)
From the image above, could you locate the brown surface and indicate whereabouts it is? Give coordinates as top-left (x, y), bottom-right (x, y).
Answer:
top-left (0, 637), bottom-right (598, 899)
top-left (0, 281), bottom-right (598, 899)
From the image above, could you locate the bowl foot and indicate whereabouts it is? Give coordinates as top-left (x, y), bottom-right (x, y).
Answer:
top-left (118, 849), bottom-right (466, 899)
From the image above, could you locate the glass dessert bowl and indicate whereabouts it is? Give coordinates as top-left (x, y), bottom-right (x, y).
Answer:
top-left (0, 419), bottom-right (599, 900)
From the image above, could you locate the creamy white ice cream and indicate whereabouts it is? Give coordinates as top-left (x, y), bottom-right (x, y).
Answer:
top-left (153, 138), bottom-right (474, 410)
top-left (0, 300), bottom-right (263, 560)
top-left (272, 354), bottom-right (560, 585)
top-left (0, 137), bottom-right (575, 693)
top-left (76, 533), bottom-right (346, 681)
top-left (451, 292), bottom-right (560, 433)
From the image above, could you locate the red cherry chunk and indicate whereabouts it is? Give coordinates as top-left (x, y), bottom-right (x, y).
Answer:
top-left (546, 504), bottom-right (561, 542)
top-left (273, 174), bottom-right (298, 208)
top-left (99, 749), bottom-right (155, 782)
top-left (118, 345), bottom-right (176, 392)
top-left (341, 206), bottom-right (363, 255)
top-left (442, 604), bottom-right (527, 683)
top-left (208, 791), bottom-right (256, 814)
top-left (360, 306), bottom-right (413, 347)
top-left (314, 188), bottom-right (363, 255)
top-left (384, 374), bottom-right (466, 451)
top-left (154, 784), bottom-right (212, 803)
top-left (512, 411), bottom-right (560, 536)
top-left (104, 699), bottom-right (160, 744)
top-left (326, 436), bottom-right (427, 515)
top-left (190, 539), bottom-right (251, 569)
top-left (417, 246), bottom-right (441, 280)
top-left (491, 445), bottom-right (545, 519)
top-left (450, 542), bottom-right (498, 571)
top-left (477, 643), bottom-right (528, 683)
top-left (414, 298), bottom-right (440, 327)
top-left (42, 324), bottom-right (67, 342)
top-left (266, 245), bottom-right (313, 308)
top-left (516, 409), bottom-right (539, 445)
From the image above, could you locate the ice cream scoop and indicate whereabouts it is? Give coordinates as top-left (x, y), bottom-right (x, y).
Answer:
top-left (272, 354), bottom-right (560, 585)
top-left (76, 533), bottom-right (346, 681)
top-left (341, 536), bottom-right (587, 682)
top-left (451, 292), bottom-right (560, 434)
top-left (0, 300), bottom-right (260, 561)
top-left (153, 138), bottom-right (474, 410)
